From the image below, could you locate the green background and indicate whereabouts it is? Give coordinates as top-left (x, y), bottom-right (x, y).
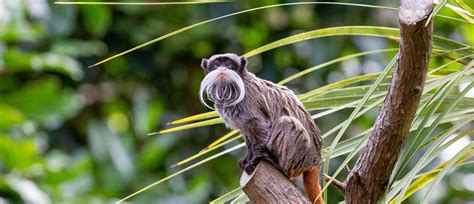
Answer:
top-left (0, 0), bottom-right (472, 203)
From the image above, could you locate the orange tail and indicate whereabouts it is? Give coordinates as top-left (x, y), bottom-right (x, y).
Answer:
top-left (303, 166), bottom-right (323, 204)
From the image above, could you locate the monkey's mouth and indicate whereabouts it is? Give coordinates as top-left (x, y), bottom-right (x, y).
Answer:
top-left (199, 69), bottom-right (245, 109)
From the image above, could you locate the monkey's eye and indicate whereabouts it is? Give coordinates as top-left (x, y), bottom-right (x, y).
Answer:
top-left (225, 60), bottom-right (232, 66)
top-left (213, 61), bottom-right (220, 66)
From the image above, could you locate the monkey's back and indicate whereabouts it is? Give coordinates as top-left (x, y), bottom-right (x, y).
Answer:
top-left (243, 73), bottom-right (322, 151)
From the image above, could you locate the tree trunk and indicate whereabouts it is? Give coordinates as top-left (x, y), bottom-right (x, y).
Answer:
top-left (344, 0), bottom-right (433, 203)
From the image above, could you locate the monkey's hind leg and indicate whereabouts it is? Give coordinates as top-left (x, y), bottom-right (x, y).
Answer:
top-left (267, 116), bottom-right (322, 203)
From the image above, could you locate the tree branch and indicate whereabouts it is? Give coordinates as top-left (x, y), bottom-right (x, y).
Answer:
top-left (323, 173), bottom-right (346, 193)
top-left (240, 160), bottom-right (311, 203)
top-left (344, 0), bottom-right (433, 203)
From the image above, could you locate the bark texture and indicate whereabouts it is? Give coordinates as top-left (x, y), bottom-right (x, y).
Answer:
top-left (240, 160), bottom-right (310, 204)
top-left (344, 0), bottom-right (433, 203)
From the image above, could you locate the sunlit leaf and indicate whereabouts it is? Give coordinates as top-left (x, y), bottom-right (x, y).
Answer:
top-left (172, 134), bottom-right (242, 167)
top-left (150, 118), bottom-right (222, 135)
top-left (455, 0), bottom-right (474, 14)
top-left (0, 104), bottom-right (25, 130)
top-left (230, 192), bottom-right (248, 204)
top-left (205, 130), bottom-right (239, 149)
top-left (426, 0), bottom-right (448, 26)
top-left (0, 136), bottom-right (38, 170)
top-left (443, 1), bottom-right (474, 23)
top-left (169, 111), bottom-right (219, 125)
top-left (210, 187), bottom-right (243, 204)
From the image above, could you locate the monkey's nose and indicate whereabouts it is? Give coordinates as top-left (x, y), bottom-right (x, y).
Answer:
top-left (217, 67), bottom-right (228, 79)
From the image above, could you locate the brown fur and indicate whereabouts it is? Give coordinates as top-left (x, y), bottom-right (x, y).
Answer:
top-left (200, 53), bottom-right (323, 202)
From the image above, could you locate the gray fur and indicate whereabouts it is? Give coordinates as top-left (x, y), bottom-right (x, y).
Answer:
top-left (200, 53), bottom-right (322, 176)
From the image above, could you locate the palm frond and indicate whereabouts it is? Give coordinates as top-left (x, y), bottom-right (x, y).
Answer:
top-left (388, 129), bottom-right (474, 203)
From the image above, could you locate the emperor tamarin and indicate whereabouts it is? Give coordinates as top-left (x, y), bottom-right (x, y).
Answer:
top-left (199, 53), bottom-right (323, 203)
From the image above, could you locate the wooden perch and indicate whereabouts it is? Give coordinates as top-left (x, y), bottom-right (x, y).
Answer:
top-left (240, 160), bottom-right (311, 204)
top-left (344, 0), bottom-right (433, 203)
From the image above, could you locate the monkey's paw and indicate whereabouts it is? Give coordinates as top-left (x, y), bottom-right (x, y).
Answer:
top-left (244, 163), bottom-right (256, 175)
top-left (239, 158), bottom-right (248, 170)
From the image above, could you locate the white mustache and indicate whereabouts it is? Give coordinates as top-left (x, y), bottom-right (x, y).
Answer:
top-left (199, 69), bottom-right (245, 109)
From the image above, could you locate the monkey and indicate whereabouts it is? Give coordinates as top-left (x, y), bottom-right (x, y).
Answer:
top-left (199, 53), bottom-right (323, 204)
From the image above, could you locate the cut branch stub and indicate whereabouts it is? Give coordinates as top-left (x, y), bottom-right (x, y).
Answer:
top-left (240, 160), bottom-right (310, 204)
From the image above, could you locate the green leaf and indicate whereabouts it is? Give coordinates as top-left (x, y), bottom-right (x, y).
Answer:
top-left (0, 104), bottom-right (25, 130)
top-left (0, 77), bottom-right (83, 128)
top-left (51, 40), bottom-right (108, 57)
top-left (2, 48), bottom-right (84, 80)
top-left (421, 142), bottom-right (474, 202)
top-left (81, 4), bottom-right (112, 38)
top-left (0, 135), bottom-right (38, 170)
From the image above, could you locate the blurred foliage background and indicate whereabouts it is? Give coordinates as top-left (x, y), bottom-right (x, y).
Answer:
top-left (0, 0), bottom-right (473, 203)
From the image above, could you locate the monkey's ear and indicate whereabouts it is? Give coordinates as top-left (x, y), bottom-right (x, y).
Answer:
top-left (201, 58), bottom-right (208, 70)
top-left (240, 57), bottom-right (247, 68)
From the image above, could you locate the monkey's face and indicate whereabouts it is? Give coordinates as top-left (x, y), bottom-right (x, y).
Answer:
top-left (199, 53), bottom-right (247, 109)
